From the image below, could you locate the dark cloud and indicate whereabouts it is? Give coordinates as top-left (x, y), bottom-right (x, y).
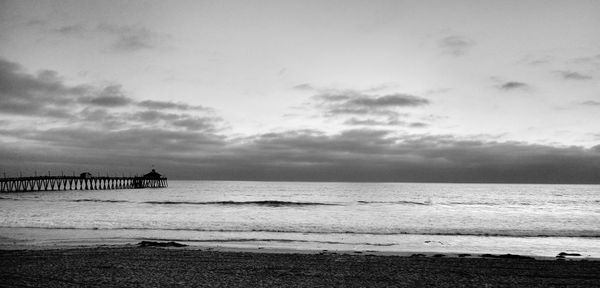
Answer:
top-left (1, 124), bottom-right (599, 183)
top-left (580, 100), bottom-right (600, 106)
top-left (79, 85), bottom-right (132, 107)
top-left (318, 94), bottom-right (352, 102)
top-left (97, 24), bottom-right (166, 52)
top-left (344, 118), bottom-right (398, 126)
top-left (314, 92), bottom-right (429, 117)
top-left (0, 127), bottom-right (224, 158)
top-left (77, 107), bottom-right (127, 129)
top-left (207, 131), bottom-right (600, 183)
top-left (317, 92), bottom-right (429, 108)
top-left (138, 100), bottom-right (210, 111)
top-left (130, 110), bottom-right (220, 132)
top-left (293, 83), bottom-right (316, 91)
top-left (307, 90), bottom-right (431, 128)
top-left (348, 94), bottom-right (429, 107)
top-left (0, 58), bottom-right (87, 117)
top-left (218, 130), bottom-right (600, 183)
top-left (344, 118), bottom-right (427, 128)
top-left (89, 95), bottom-right (131, 107)
top-left (499, 81), bottom-right (529, 90)
top-left (409, 122), bottom-right (428, 128)
top-left (132, 110), bottom-right (179, 122)
top-left (438, 36), bottom-right (475, 56)
top-left (328, 107), bottom-right (386, 115)
top-left (0, 58), bottom-right (221, 133)
top-left (0, 60), bottom-right (132, 113)
top-left (556, 71), bottom-right (592, 80)
top-left (572, 54), bottom-right (600, 67)
top-left (171, 118), bottom-right (217, 131)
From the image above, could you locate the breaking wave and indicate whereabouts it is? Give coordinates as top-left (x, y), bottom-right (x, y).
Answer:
top-left (71, 199), bottom-right (130, 203)
top-left (143, 200), bottom-right (338, 207)
top-left (4, 225), bottom-right (599, 238)
top-left (357, 200), bottom-right (431, 205)
top-left (447, 201), bottom-right (501, 206)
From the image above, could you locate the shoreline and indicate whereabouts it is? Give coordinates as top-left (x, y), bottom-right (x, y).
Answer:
top-left (1, 242), bottom-right (596, 262)
top-left (2, 244), bottom-right (599, 287)
top-left (2, 226), bottom-right (598, 260)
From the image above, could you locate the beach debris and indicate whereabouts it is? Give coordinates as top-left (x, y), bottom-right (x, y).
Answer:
top-left (480, 254), bottom-right (534, 260)
top-left (432, 254), bottom-right (446, 258)
top-left (458, 254), bottom-right (471, 258)
top-left (557, 252), bottom-right (581, 257)
top-left (137, 241), bottom-right (188, 248)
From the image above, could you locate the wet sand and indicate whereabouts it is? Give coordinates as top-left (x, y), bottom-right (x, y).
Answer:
top-left (1, 246), bottom-right (599, 287)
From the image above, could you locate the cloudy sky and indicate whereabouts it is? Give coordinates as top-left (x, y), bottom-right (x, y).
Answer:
top-left (1, 0), bottom-right (599, 183)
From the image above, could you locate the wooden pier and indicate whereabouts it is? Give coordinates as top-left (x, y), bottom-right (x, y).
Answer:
top-left (0, 169), bottom-right (167, 193)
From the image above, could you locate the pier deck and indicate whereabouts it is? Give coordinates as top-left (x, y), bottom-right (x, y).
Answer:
top-left (0, 174), bottom-right (167, 193)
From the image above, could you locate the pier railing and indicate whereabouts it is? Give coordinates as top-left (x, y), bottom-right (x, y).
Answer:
top-left (0, 176), bottom-right (168, 193)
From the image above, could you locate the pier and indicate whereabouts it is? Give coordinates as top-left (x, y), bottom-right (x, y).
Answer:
top-left (0, 169), bottom-right (167, 192)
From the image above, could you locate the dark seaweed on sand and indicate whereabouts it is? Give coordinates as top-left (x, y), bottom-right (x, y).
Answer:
top-left (138, 241), bottom-right (187, 248)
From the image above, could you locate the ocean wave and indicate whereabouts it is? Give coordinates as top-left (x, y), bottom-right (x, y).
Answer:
top-left (447, 201), bottom-right (501, 206)
top-left (143, 200), bottom-right (338, 207)
top-left (356, 200), bottom-right (543, 206)
top-left (71, 199), bottom-right (130, 203)
top-left (357, 200), bottom-right (430, 205)
top-left (4, 225), bottom-right (599, 238)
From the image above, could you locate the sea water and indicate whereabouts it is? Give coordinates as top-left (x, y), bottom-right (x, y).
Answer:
top-left (1, 181), bottom-right (599, 257)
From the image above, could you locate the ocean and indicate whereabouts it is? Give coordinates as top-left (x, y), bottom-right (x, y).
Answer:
top-left (1, 181), bottom-right (599, 257)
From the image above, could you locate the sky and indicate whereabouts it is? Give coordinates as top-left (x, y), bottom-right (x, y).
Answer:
top-left (0, 0), bottom-right (599, 183)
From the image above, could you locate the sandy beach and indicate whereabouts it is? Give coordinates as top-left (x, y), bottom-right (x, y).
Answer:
top-left (1, 245), bottom-right (599, 287)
